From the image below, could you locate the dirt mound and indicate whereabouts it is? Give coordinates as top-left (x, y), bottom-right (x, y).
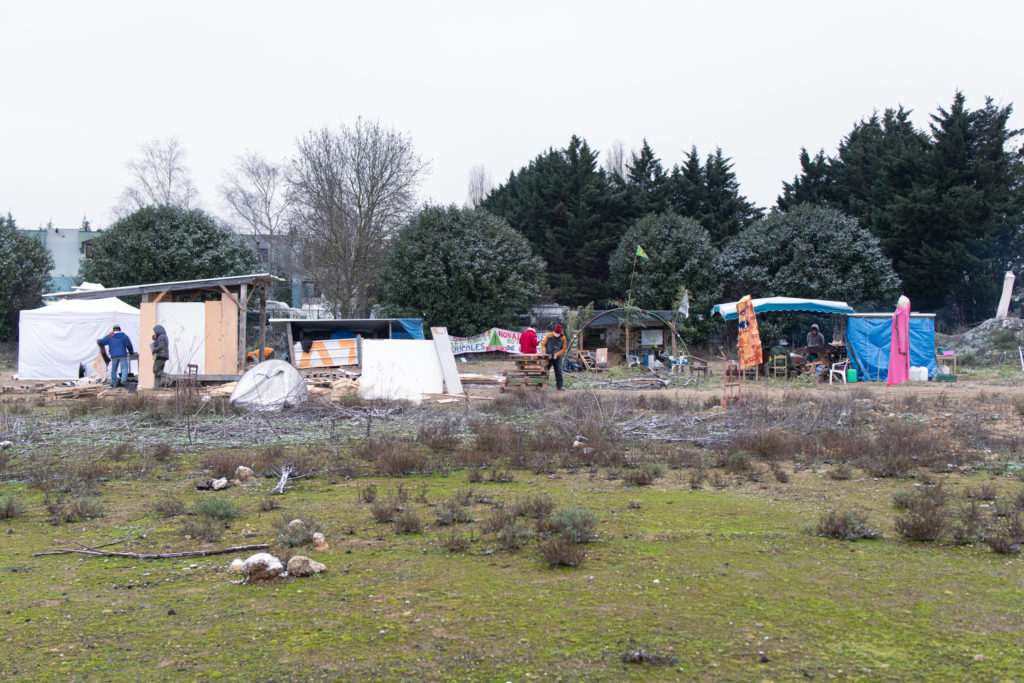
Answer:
top-left (940, 317), bottom-right (1024, 359)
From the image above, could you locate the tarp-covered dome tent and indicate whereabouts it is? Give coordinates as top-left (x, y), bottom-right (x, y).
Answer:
top-left (845, 313), bottom-right (939, 381)
top-left (18, 296), bottom-right (141, 380)
top-left (230, 360), bottom-right (309, 411)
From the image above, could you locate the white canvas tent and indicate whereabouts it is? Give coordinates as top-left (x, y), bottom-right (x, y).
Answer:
top-left (18, 297), bottom-right (141, 380)
top-left (230, 360), bottom-right (309, 411)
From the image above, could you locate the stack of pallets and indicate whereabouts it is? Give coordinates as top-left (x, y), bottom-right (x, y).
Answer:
top-left (503, 354), bottom-right (550, 390)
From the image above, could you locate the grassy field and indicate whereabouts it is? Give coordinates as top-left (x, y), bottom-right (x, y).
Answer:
top-left (2, 379), bottom-right (1024, 681)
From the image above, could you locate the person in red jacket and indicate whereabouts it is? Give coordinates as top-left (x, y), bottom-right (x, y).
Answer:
top-left (541, 324), bottom-right (568, 390)
top-left (519, 326), bottom-right (538, 354)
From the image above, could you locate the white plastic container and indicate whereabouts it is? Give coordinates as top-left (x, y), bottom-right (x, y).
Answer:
top-left (909, 366), bottom-right (928, 381)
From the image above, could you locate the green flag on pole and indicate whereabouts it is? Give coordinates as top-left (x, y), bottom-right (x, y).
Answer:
top-left (636, 245), bottom-right (649, 260)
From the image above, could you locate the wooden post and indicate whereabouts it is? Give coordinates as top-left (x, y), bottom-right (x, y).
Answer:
top-left (258, 285), bottom-right (267, 362)
top-left (286, 322), bottom-right (295, 367)
top-left (237, 283), bottom-right (247, 372)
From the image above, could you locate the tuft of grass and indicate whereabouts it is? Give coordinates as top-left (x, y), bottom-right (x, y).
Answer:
top-left (194, 498), bottom-right (240, 520)
top-left (259, 498), bottom-right (281, 512)
top-left (689, 468), bottom-right (706, 490)
top-left (828, 463), bottom-right (853, 481)
top-left (815, 510), bottom-right (880, 541)
top-left (771, 463), bottom-right (790, 483)
top-left (202, 452), bottom-right (245, 480)
top-left (181, 516), bottom-right (223, 542)
top-left (151, 443), bottom-right (175, 463)
top-left (965, 484), bottom-right (997, 501)
top-left (46, 496), bottom-right (104, 524)
top-left (951, 501), bottom-right (985, 545)
top-left (538, 535), bottom-right (586, 567)
top-left (466, 469), bottom-right (484, 483)
top-left (370, 500), bottom-right (400, 523)
top-left (511, 493), bottom-right (555, 519)
top-left (487, 468), bottom-right (515, 483)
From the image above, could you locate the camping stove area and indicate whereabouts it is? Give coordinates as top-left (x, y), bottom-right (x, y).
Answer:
top-left (1, 351), bottom-right (1024, 680)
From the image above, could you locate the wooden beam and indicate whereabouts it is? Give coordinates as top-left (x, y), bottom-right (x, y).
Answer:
top-left (238, 283), bottom-right (247, 372)
top-left (258, 285), bottom-right (267, 362)
top-left (218, 285), bottom-right (244, 312)
top-left (151, 290), bottom-right (170, 304)
top-left (286, 321), bottom-right (295, 368)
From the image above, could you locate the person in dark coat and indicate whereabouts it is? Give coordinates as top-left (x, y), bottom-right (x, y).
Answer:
top-left (97, 323), bottom-right (134, 388)
top-left (150, 324), bottom-right (170, 387)
top-left (541, 324), bottom-right (568, 390)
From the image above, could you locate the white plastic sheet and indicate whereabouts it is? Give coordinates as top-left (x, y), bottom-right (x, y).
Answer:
top-left (357, 340), bottom-right (443, 403)
top-left (230, 360), bottom-right (309, 411)
top-left (18, 297), bottom-right (141, 380)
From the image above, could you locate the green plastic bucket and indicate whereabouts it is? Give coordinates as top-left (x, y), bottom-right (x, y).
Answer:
top-left (846, 368), bottom-right (857, 383)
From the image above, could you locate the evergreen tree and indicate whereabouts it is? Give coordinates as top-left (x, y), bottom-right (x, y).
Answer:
top-left (0, 214), bottom-right (54, 340)
top-left (625, 139), bottom-right (670, 216)
top-left (379, 205), bottom-right (545, 336)
top-left (669, 146), bottom-right (761, 246)
top-left (777, 148), bottom-right (834, 211)
top-left (482, 136), bottom-right (627, 304)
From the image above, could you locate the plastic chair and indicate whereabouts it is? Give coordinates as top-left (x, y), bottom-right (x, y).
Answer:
top-left (829, 360), bottom-right (850, 385)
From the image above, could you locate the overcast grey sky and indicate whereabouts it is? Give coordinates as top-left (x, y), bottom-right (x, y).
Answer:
top-left (3, 0), bottom-right (1022, 231)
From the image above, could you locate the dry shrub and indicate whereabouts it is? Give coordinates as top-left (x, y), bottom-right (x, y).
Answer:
top-left (106, 442), bottom-right (133, 461)
top-left (663, 447), bottom-right (703, 470)
top-left (358, 484), bottom-right (378, 503)
top-left (151, 442), bottom-right (175, 463)
top-left (863, 421), bottom-right (949, 478)
top-left (417, 415), bottom-right (462, 453)
top-left (393, 508), bottom-right (423, 534)
top-left (689, 468), bottom-right (707, 490)
top-left (466, 468), bottom-right (484, 483)
top-left (181, 516), bottom-right (223, 542)
top-left (259, 498), bottom-right (281, 512)
top-left (195, 498), bottom-right (239, 520)
top-left (623, 463), bottom-right (665, 487)
top-left (470, 419), bottom-right (520, 456)
top-left (546, 506), bottom-right (598, 543)
top-left (894, 484), bottom-right (948, 541)
top-left (951, 501), bottom-right (984, 545)
top-left (250, 444), bottom-right (286, 475)
top-left (354, 438), bottom-right (430, 476)
top-left (277, 516), bottom-right (323, 547)
top-left (0, 495), bottom-right (26, 519)
top-left (435, 498), bottom-right (473, 525)
top-left (771, 463), bottom-right (790, 483)
top-left (46, 495), bottom-right (104, 524)
top-left (153, 497), bottom-right (186, 517)
top-left (497, 520), bottom-right (532, 549)
top-left (819, 429), bottom-right (870, 465)
top-left (1014, 488), bottom-right (1024, 509)
top-left (371, 500), bottom-right (400, 523)
top-left (481, 389), bottom-right (550, 415)
top-left (203, 452), bottom-right (247, 479)
top-left (720, 450), bottom-right (752, 474)
top-left (815, 510), bottom-right (880, 540)
top-left (439, 529), bottom-right (471, 552)
top-left (511, 493), bottom-right (555, 518)
top-left (538, 535), bottom-right (586, 567)
top-left (634, 394), bottom-right (674, 412)
top-left (63, 460), bottom-right (110, 495)
top-left (487, 468), bottom-right (515, 483)
top-left (828, 463), bottom-right (853, 481)
top-left (482, 507), bottom-right (517, 534)
top-left (26, 455), bottom-right (57, 490)
top-left (965, 484), bottom-right (997, 501)
top-left (732, 429), bottom-right (801, 462)
top-left (984, 513), bottom-right (1023, 554)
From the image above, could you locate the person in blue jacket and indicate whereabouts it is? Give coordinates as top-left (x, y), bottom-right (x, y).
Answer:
top-left (97, 323), bottom-right (134, 388)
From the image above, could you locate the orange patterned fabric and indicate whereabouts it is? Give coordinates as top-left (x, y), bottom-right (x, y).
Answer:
top-left (736, 295), bottom-right (763, 369)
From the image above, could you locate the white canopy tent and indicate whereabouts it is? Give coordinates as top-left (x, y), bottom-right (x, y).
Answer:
top-left (18, 297), bottom-right (141, 380)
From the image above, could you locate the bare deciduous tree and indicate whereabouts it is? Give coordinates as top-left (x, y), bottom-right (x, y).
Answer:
top-left (287, 118), bottom-right (429, 317)
top-left (603, 140), bottom-right (627, 181)
top-left (116, 136), bottom-right (199, 215)
top-left (220, 151), bottom-right (291, 273)
top-left (465, 164), bottom-right (493, 208)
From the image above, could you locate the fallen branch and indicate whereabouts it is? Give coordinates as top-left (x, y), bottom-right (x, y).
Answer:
top-left (34, 543), bottom-right (268, 559)
top-left (270, 465), bottom-right (294, 495)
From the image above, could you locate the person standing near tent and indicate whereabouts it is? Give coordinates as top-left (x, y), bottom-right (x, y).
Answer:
top-left (519, 326), bottom-right (539, 354)
top-left (806, 323), bottom-right (826, 348)
top-left (542, 324), bottom-right (568, 390)
top-left (150, 325), bottom-right (169, 387)
top-left (97, 323), bottom-right (134, 388)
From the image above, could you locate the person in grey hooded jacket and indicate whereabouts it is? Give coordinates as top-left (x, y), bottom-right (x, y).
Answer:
top-left (150, 325), bottom-right (170, 387)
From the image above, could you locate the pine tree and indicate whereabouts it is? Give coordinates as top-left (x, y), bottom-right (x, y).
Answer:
top-left (669, 146), bottom-right (761, 246)
top-left (625, 139), bottom-right (670, 216)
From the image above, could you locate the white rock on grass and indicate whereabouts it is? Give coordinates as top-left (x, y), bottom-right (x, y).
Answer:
top-left (234, 465), bottom-right (254, 482)
top-left (312, 532), bottom-right (329, 551)
top-left (211, 477), bottom-right (229, 491)
top-left (242, 553), bottom-right (283, 583)
top-left (228, 558), bottom-right (245, 574)
top-left (287, 555), bottom-right (326, 577)
top-left (287, 519), bottom-right (305, 530)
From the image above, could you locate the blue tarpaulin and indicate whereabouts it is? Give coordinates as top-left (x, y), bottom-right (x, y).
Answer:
top-left (846, 316), bottom-right (938, 381)
top-left (392, 319), bottom-right (425, 340)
